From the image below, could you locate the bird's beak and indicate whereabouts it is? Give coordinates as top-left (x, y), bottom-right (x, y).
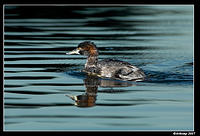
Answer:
top-left (66, 48), bottom-right (80, 55)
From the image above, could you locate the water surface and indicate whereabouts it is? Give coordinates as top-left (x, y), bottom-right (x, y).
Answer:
top-left (4, 5), bottom-right (193, 131)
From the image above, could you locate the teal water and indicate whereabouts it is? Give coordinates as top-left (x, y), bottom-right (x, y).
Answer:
top-left (4, 5), bottom-right (193, 131)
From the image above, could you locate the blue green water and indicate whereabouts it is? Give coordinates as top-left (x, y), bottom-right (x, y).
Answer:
top-left (4, 5), bottom-right (193, 131)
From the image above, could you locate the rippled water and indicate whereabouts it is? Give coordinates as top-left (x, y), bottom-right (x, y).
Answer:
top-left (4, 5), bottom-right (193, 131)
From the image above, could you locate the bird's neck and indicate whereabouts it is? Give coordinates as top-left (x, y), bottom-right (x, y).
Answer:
top-left (85, 55), bottom-right (98, 67)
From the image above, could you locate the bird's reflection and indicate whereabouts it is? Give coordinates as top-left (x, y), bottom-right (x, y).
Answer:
top-left (66, 75), bottom-right (134, 108)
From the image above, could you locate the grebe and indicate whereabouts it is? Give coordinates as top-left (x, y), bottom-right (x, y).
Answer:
top-left (66, 41), bottom-right (145, 81)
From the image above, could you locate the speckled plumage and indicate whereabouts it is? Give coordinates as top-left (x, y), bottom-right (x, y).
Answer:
top-left (97, 59), bottom-right (145, 81)
top-left (67, 41), bottom-right (146, 81)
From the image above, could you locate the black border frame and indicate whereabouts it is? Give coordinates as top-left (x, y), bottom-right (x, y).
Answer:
top-left (1, 0), bottom-right (199, 135)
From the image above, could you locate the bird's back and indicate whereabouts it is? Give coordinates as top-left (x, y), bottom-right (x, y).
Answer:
top-left (97, 59), bottom-right (145, 81)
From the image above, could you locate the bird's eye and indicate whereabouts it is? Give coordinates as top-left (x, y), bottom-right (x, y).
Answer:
top-left (79, 50), bottom-right (84, 55)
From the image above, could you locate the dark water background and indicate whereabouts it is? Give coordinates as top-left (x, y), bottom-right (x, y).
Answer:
top-left (4, 5), bottom-right (193, 131)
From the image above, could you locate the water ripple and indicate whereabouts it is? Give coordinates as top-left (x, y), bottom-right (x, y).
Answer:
top-left (4, 6), bottom-right (193, 130)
